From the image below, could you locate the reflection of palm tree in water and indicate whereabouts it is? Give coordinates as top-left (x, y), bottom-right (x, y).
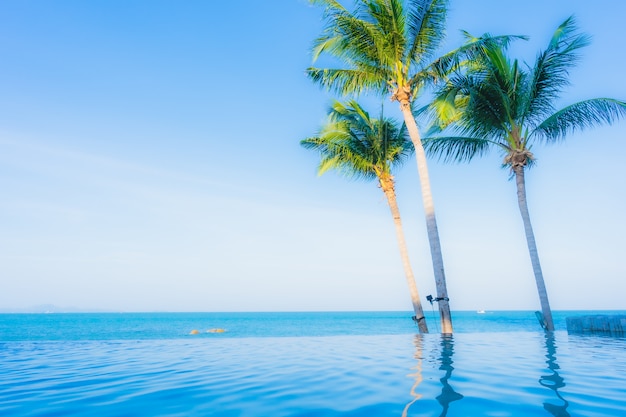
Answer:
top-left (436, 335), bottom-right (464, 416)
top-left (540, 333), bottom-right (570, 416)
top-left (403, 334), bottom-right (463, 417)
top-left (402, 335), bottom-right (424, 417)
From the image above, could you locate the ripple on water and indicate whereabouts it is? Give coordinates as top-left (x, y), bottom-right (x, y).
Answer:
top-left (1, 332), bottom-right (625, 416)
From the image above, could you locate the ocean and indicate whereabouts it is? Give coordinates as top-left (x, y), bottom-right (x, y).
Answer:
top-left (1, 311), bottom-right (625, 416)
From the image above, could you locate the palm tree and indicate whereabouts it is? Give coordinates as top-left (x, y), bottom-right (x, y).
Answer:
top-left (301, 100), bottom-right (429, 333)
top-left (423, 17), bottom-right (626, 331)
top-left (307, 0), bottom-right (458, 332)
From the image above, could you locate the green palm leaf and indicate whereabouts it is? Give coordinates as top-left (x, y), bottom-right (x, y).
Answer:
top-left (308, 0), bottom-right (471, 333)
top-left (301, 98), bottom-right (429, 332)
top-left (406, 0), bottom-right (448, 64)
top-left (301, 99), bottom-right (413, 181)
top-left (525, 16), bottom-right (591, 123)
top-left (422, 135), bottom-right (493, 163)
top-left (423, 17), bottom-right (626, 332)
top-left (422, 33), bottom-right (526, 87)
top-left (533, 98), bottom-right (626, 142)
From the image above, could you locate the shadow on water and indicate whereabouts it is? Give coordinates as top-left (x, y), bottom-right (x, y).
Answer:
top-left (403, 334), bottom-right (464, 417)
top-left (540, 333), bottom-right (570, 417)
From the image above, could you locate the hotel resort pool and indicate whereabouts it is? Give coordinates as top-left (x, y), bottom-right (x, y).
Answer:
top-left (1, 313), bottom-right (625, 416)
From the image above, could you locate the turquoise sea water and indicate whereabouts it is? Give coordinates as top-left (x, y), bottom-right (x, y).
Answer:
top-left (1, 311), bottom-right (625, 416)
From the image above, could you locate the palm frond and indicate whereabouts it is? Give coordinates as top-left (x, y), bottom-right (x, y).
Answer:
top-left (309, 0), bottom-right (350, 60)
top-left (317, 154), bottom-right (344, 176)
top-left (377, 1), bottom-right (410, 72)
top-left (532, 98), bottom-right (626, 142)
top-left (312, 10), bottom-right (382, 65)
top-left (422, 33), bottom-right (526, 84)
top-left (308, 0), bottom-right (454, 101)
top-left (454, 76), bottom-right (513, 140)
top-left (525, 16), bottom-right (591, 122)
top-left (412, 101), bottom-right (431, 120)
top-left (421, 135), bottom-right (493, 163)
top-left (423, 82), bottom-right (464, 131)
top-left (406, 0), bottom-right (448, 65)
top-left (307, 67), bottom-right (388, 95)
top-left (301, 99), bottom-right (413, 181)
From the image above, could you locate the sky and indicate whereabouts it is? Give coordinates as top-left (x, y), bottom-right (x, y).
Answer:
top-left (1, 0), bottom-right (625, 313)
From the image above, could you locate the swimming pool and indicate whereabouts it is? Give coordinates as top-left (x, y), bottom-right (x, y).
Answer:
top-left (2, 331), bottom-right (624, 416)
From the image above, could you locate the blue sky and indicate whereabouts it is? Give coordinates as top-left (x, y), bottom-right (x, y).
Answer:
top-left (1, 0), bottom-right (625, 313)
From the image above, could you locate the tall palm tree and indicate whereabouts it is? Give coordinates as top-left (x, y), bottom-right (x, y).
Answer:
top-left (423, 17), bottom-right (626, 331)
top-left (307, 0), bottom-right (458, 332)
top-left (301, 100), bottom-right (429, 333)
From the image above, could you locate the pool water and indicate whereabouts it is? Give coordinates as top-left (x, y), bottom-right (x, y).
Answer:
top-left (2, 329), bottom-right (625, 416)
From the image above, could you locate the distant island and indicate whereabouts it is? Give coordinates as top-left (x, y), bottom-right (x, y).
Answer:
top-left (0, 305), bottom-right (115, 313)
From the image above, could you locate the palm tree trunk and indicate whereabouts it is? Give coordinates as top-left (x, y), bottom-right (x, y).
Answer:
top-left (513, 166), bottom-right (555, 331)
top-left (380, 175), bottom-right (429, 333)
top-left (399, 102), bottom-right (453, 334)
